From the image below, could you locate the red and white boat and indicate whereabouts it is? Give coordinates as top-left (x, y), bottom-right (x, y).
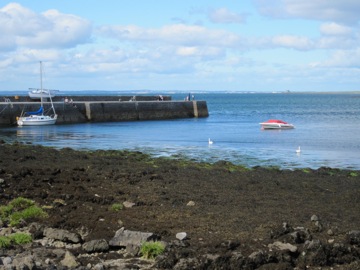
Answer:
top-left (259, 119), bottom-right (295, 130)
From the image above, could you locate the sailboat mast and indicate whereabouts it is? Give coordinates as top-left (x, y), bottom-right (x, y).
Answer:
top-left (39, 61), bottom-right (43, 108)
top-left (40, 61), bottom-right (43, 91)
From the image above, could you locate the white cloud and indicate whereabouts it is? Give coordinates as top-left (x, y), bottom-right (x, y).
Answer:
top-left (254, 0), bottom-right (360, 24)
top-left (320, 23), bottom-right (352, 36)
top-left (97, 24), bottom-right (241, 47)
top-left (319, 49), bottom-right (360, 68)
top-left (0, 3), bottom-right (92, 51)
top-left (271, 35), bottom-right (313, 50)
top-left (207, 8), bottom-right (246, 24)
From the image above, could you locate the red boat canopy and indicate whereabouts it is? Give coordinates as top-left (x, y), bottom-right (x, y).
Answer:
top-left (266, 119), bottom-right (288, 124)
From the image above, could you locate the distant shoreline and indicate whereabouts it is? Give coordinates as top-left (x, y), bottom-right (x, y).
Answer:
top-left (1, 90), bottom-right (360, 96)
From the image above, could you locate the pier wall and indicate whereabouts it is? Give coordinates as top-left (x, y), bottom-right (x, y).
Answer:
top-left (0, 96), bottom-right (209, 126)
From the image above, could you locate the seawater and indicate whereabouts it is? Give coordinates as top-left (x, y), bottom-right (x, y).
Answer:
top-left (1, 92), bottom-right (360, 170)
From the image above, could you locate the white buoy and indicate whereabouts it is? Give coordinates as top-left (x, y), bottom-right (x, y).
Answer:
top-left (296, 146), bottom-right (301, 154)
top-left (208, 138), bottom-right (213, 145)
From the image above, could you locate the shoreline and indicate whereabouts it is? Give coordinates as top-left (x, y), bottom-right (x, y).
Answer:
top-left (1, 142), bottom-right (360, 269)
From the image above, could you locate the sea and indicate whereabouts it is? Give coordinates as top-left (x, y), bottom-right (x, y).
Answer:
top-left (1, 91), bottom-right (360, 170)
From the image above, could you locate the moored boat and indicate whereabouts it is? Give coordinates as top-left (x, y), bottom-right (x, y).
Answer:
top-left (17, 62), bottom-right (57, 126)
top-left (28, 88), bottom-right (59, 99)
top-left (259, 119), bottom-right (294, 130)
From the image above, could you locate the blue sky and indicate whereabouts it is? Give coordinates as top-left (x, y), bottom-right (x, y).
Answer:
top-left (1, 0), bottom-right (360, 92)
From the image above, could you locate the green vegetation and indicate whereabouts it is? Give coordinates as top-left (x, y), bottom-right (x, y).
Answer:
top-left (0, 236), bottom-right (11, 248)
top-left (9, 232), bottom-right (32, 245)
top-left (140, 241), bottom-right (165, 259)
top-left (110, 203), bottom-right (123, 212)
top-left (349, 172), bottom-right (358, 177)
top-left (0, 233), bottom-right (32, 248)
top-left (0, 197), bottom-right (48, 227)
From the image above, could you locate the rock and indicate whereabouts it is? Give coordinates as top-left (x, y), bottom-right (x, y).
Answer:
top-left (186, 201), bottom-right (195, 206)
top-left (83, 239), bottom-right (109, 253)
top-left (1, 256), bottom-right (12, 266)
top-left (176, 232), bottom-right (187, 240)
top-left (270, 222), bottom-right (293, 239)
top-left (347, 230), bottom-right (360, 246)
top-left (311, 215), bottom-right (319, 221)
top-left (126, 243), bottom-right (140, 256)
top-left (93, 263), bottom-right (105, 270)
top-left (304, 239), bottom-right (322, 250)
top-left (44, 227), bottom-right (82, 243)
top-left (0, 227), bottom-right (13, 236)
top-left (60, 251), bottom-right (79, 268)
top-left (248, 250), bottom-right (266, 267)
top-left (268, 241), bottom-right (298, 253)
top-left (109, 227), bottom-right (158, 247)
top-left (28, 222), bottom-right (45, 239)
top-left (12, 255), bottom-right (35, 270)
top-left (290, 229), bottom-right (310, 244)
top-left (315, 220), bottom-right (323, 231)
top-left (117, 219), bottom-right (124, 227)
top-left (123, 201), bottom-right (136, 208)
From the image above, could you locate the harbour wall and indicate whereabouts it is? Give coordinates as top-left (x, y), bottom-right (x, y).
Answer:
top-left (0, 96), bottom-right (209, 126)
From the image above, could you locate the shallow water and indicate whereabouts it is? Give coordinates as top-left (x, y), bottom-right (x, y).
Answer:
top-left (1, 92), bottom-right (360, 169)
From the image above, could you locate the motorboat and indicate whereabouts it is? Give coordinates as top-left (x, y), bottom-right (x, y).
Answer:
top-left (17, 62), bottom-right (57, 126)
top-left (259, 119), bottom-right (294, 130)
top-left (28, 88), bottom-right (59, 99)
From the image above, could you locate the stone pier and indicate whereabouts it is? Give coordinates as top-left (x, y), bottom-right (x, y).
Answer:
top-left (0, 95), bottom-right (209, 126)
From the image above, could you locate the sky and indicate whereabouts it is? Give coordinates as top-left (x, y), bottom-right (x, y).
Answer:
top-left (1, 0), bottom-right (360, 92)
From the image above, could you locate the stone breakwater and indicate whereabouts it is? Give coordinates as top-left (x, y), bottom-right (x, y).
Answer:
top-left (0, 95), bottom-right (209, 126)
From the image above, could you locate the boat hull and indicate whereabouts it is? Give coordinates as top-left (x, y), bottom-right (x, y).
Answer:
top-left (259, 119), bottom-right (295, 130)
top-left (260, 123), bottom-right (294, 129)
top-left (28, 90), bottom-right (57, 99)
top-left (17, 115), bottom-right (57, 126)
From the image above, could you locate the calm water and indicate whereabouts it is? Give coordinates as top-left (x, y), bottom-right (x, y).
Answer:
top-left (1, 92), bottom-right (360, 170)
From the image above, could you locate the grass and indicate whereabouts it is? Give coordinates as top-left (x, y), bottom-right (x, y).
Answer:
top-left (0, 233), bottom-right (32, 248)
top-left (0, 236), bottom-right (11, 248)
top-left (110, 203), bottom-right (123, 212)
top-left (9, 233), bottom-right (32, 245)
top-left (0, 197), bottom-right (48, 227)
top-left (140, 241), bottom-right (165, 260)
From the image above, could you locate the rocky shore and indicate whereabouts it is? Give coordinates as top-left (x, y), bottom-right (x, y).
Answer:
top-left (0, 142), bottom-right (360, 269)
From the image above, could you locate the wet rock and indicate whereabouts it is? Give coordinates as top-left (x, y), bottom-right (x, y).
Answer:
top-left (347, 230), bottom-right (360, 246)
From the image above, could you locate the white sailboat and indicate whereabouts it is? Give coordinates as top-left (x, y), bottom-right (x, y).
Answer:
top-left (17, 62), bottom-right (58, 126)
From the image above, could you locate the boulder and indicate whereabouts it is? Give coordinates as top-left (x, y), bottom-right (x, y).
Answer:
top-left (109, 227), bottom-right (157, 247)
top-left (60, 251), bottom-right (79, 268)
top-left (268, 241), bottom-right (298, 253)
top-left (83, 239), bottom-right (109, 253)
top-left (44, 227), bottom-right (82, 243)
